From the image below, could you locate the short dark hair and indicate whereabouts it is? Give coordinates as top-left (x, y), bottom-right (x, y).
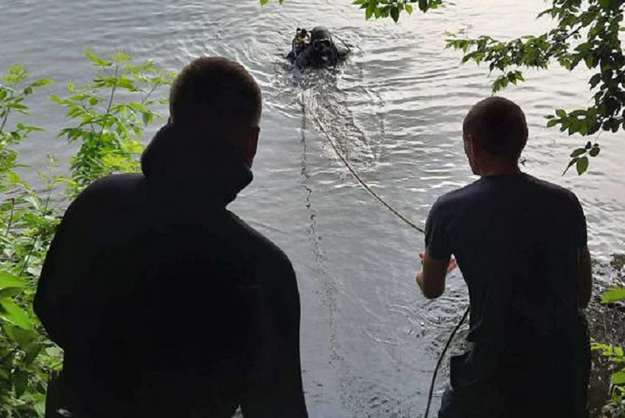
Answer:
top-left (463, 97), bottom-right (528, 161)
top-left (169, 57), bottom-right (262, 126)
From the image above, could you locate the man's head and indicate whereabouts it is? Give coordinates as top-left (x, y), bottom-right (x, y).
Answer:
top-left (169, 57), bottom-right (262, 167)
top-left (462, 97), bottom-right (528, 175)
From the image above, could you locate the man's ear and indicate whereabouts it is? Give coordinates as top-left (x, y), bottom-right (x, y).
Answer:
top-left (464, 134), bottom-right (479, 174)
top-left (465, 134), bottom-right (475, 156)
top-left (242, 127), bottom-right (260, 169)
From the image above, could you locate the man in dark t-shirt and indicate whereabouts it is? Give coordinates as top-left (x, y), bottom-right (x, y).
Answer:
top-left (416, 97), bottom-right (592, 418)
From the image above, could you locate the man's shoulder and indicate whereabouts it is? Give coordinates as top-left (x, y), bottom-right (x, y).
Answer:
top-left (78, 173), bottom-right (144, 201)
top-left (434, 180), bottom-right (483, 210)
top-left (64, 174), bottom-right (144, 220)
top-left (525, 174), bottom-right (578, 197)
top-left (518, 175), bottom-right (583, 214)
top-left (224, 211), bottom-right (294, 271)
top-left (437, 174), bottom-right (581, 206)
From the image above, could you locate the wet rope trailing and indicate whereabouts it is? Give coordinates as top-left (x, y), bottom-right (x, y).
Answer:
top-left (302, 94), bottom-right (469, 418)
top-left (307, 109), bottom-right (425, 234)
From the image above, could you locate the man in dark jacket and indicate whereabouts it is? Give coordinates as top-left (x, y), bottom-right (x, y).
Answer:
top-left (416, 97), bottom-right (592, 418)
top-left (35, 57), bottom-right (309, 418)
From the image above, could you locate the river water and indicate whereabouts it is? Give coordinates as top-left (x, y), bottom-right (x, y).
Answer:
top-left (2, 0), bottom-right (624, 416)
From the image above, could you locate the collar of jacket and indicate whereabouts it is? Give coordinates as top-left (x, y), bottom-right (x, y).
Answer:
top-left (140, 123), bottom-right (253, 208)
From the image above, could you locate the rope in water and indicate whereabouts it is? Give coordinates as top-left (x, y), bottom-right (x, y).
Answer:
top-left (307, 110), bottom-right (425, 234)
top-left (303, 95), bottom-right (469, 418)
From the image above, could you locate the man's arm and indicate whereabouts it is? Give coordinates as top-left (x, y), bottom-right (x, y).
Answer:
top-left (577, 245), bottom-right (592, 309)
top-left (34, 203), bottom-right (90, 348)
top-left (571, 193), bottom-right (591, 309)
top-left (416, 251), bottom-right (457, 299)
top-left (34, 183), bottom-right (116, 349)
top-left (242, 256), bottom-right (308, 418)
top-left (418, 197), bottom-right (456, 299)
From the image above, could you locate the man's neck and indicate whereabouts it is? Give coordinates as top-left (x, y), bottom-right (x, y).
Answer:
top-left (478, 162), bottom-right (521, 177)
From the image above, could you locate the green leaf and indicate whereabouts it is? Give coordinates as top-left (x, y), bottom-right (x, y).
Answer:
top-left (13, 369), bottom-right (28, 398)
top-left (419, 0), bottom-right (428, 12)
top-left (259, 0), bottom-right (269, 5)
top-left (601, 287), bottom-right (625, 304)
top-left (0, 288), bottom-right (22, 298)
top-left (564, 157), bottom-right (579, 174)
top-left (546, 119), bottom-right (559, 128)
top-left (0, 271), bottom-right (25, 290)
top-left (390, 6), bottom-right (399, 22)
top-left (85, 52), bottom-right (112, 67)
top-left (49, 95), bottom-right (65, 105)
top-left (365, 3), bottom-right (374, 19)
top-left (613, 370), bottom-right (625, 385)
top-left (23, 343), bottom-right (43, 366)
top-left (405, 4), bottom-right (413, 14)
top-left (576, 156), bottom-right (589, 175)
top-left (0, 298), bottom-right (33, 330)
top-left (30, 78), bottom-right (53, 88)
top-left (112, 52), bottom-right (132, 63)
top-left (589, 147), bottom-right (601, 157)
top-left (556, 109), bottom-right (567, 118)
top-left (2, 65), bottom-right (28, 84)
top-left (570, 148), bottom-right (587, 158)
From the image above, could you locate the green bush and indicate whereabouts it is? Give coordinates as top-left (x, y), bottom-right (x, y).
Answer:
top-left (593, 286), bottom-right (625, 417)
top-left (0, 53), bottom-right (173, 417)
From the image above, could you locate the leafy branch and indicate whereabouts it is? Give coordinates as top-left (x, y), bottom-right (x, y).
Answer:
top-left (444, 0), bottom-right (625, 174)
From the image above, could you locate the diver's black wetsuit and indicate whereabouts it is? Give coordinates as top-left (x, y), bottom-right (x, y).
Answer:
top-left (288, 26), bottom-right (349, 70)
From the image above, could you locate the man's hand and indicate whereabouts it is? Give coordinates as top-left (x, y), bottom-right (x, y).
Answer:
top-left (419, 252), bottom-right (458, 274)
top-left (416, 251), bottom-right (457, 299)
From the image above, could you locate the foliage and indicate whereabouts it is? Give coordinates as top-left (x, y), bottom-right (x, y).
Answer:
top-left (593, 275), bottom-right (625, 416)
top-left (52, 52), bottom-right (173, 196)
top-left (1, 65), bottom-right (58, 417)
top-left (352, 0), bottom-right (442, 21)
top-left (0, 54), bottom-right (172, 417)
top-left (592, 337), bottom-right (625, 416)
top-left (444, 0), bottom-right (625, 175)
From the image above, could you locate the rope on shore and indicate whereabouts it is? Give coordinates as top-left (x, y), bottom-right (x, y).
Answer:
top-left (301, 91), bottom-right (469, 418)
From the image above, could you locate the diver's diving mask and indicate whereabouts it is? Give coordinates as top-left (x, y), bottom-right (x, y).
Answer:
top-left (313, 38), bottom-right (332, 51)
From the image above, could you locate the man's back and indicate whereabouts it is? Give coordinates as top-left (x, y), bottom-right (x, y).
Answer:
top-left (36, 171), bottom-right (307, 417)
top-left (427, 173), bottom-right (589, 414)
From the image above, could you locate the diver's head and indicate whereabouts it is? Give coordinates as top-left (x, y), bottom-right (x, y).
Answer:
top-left (311, 26), bottom-right (333, 53)
top-left (462, 97), bottom-right (527, 176)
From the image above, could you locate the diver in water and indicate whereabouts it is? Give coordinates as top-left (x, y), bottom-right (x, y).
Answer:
top-left (287, 26), bottom-right (350, 70)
